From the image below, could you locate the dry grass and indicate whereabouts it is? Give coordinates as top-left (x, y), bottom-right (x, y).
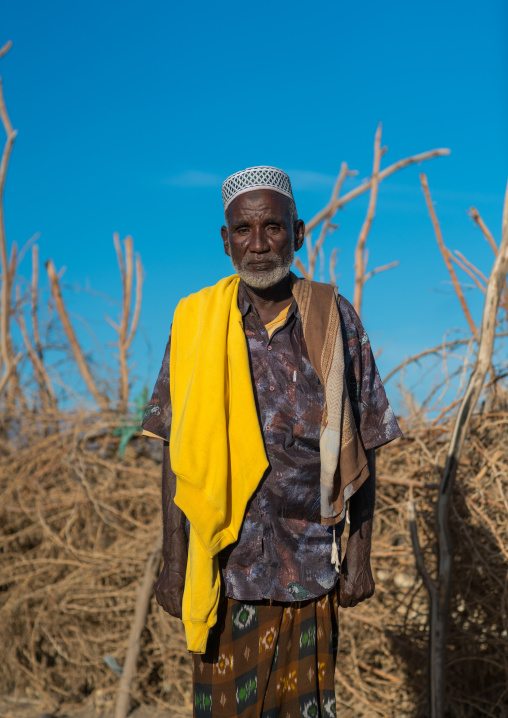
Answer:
top-left (0, 417), bottom-right (190, 715)
top-left (338, 405), bottom-right (508, 718)
top-left (1, 403), bottom-right (507, 718)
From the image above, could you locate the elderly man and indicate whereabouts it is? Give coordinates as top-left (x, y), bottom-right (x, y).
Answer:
top-left (142, 167), bottom-right (401, 718)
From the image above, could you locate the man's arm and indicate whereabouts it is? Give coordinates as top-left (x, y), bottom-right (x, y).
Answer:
top-left (339, 448), bottom-right (376, 608)
top-left (154, 441), bottom-right (188, 619)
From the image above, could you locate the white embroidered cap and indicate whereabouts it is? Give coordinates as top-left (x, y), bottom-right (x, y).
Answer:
top-left (222, 166), bottom-right (294, 211)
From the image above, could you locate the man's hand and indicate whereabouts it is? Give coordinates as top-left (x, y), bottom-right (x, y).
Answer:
top-left (339, 531), bottom-right (375, 607)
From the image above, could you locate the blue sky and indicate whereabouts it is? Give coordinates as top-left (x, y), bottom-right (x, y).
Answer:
top-left (2, 0), bottom-right (507, 411)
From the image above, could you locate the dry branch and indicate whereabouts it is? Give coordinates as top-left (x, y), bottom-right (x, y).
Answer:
top-left (305, 147), bottom-right (450, 234)
top-left (353, 124), bottom-right (384, 314)
top-left (46, 259), bottom-right (110, 411)
top-left (420, 173), bottom-right (478, 337)
top-left (454, 250), bottom-right (488, 285)
top-left (297, 128), bottom-right (447, 304)
top-left (14, 285), bottom-right (56, 410)
top-left (363, 260), bottom-right (399, 284)
top-left (0, 40), bottom-right (18, 392)
top-left (31, 245), bottom-right (43, 360)
top-left (469, 206), bottom-right (508, 312)
top-left (108, 234), bottom-right (144, 412)
top-left (382, 331), bottom-right (508, 385)
top-left (469, 206), bottom-right (498, 255)
top-left (329, 248), bottom-right (338, 287)
top-left (114, 534), bottom-right (162, 718)
top-left (0, 350), bottom-right (22, 394)
top-left (448, 252), bottom-right (486, 294)
top-left (410, 179), bottom-right (508, 718)
top-left (303, 162), bottom-right (352, 280)
top-left (442, 180), bottom-right (508, 486)
top-left (293, 255), bottom-right (309, 279)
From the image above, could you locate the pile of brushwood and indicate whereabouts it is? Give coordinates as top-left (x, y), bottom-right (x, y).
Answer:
top-left (1, 397), bottom-right (507, 718)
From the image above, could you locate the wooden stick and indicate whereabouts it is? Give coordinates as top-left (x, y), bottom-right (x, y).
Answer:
top-left (294, 256), bottom-right (310, 279)
top-left (125, 254), bottom-right (143, 349)
top-left (363, 260), bottom-right (399, 283)
top-left (420, 173), bottom-right (478, 337)
top-left (469, 206), bottom-right (498, 254)
top-left (114, 535), bottom-right (162, 718)
top-left (454, 250), bottom-right (488, 284)
top-left (0, 42), bottom-right (18, 387)
top-left (115, 234), bottom-right (132, 411)
top-left (468, 206), bottom-right (508, 311)
top-left (448, 252), bottom-right (486, 293)
top-left (0, 41), bottom-right (12, 61)
top-left (407, 500), bottom-right (433, 594)
top-left (353, 124), bottom-right (384, 315)
top-left (304, 162), bottom-right (350, 280)
top-left (329, 248), bottom-right (338, 287)
top-left (15, 285), bottom-right (56, 409)
top-left (7, 240), bottom-right (17, 286)
top-left (111, 235), bottom-right (144, 412)
top-left (31, 245), bottom-right (43, 360)
top-left (411, 179), bottom-right (508, 718)
top-left (46, 259), bottom-right (109, 410)
top-left (0, 350), bottom-right (22, 394)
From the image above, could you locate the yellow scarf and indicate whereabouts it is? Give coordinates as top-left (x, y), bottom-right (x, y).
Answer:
top-left (170, 275), bottom-right (268, 653)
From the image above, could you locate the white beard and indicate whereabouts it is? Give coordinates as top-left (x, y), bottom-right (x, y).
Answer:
top-left (229, 242), bottom-right (294, 290)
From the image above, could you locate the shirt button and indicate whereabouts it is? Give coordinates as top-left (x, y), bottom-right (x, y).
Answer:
top-left (269, 386), bottom-right (275, 391)
top-left (267, 346), bottom-right (272, 351)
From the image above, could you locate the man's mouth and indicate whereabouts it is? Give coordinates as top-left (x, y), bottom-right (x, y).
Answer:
top-left (247, 261), bottom-right (275, 271)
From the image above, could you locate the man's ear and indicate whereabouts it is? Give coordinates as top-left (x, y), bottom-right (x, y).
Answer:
top-left (221, 225), bottom-right (231, 256)
top-left (294, 219), bottom-right (306, 252)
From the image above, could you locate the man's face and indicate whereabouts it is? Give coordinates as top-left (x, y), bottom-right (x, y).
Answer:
top-left (221, 189), bottom-right (305, 289)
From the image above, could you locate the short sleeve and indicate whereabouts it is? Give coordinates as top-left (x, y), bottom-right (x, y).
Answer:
top-left (338, 296), bottom-right (402, 451)
top-left (142, 331), bottom-right (172, 441)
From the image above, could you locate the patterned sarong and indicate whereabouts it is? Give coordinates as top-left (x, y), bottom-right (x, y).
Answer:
top-left (192, 589), bottom-right (338, 717)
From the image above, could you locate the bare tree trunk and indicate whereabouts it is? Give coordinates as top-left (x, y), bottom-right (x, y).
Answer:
top-left (409, 179), bottom-right (508, 718)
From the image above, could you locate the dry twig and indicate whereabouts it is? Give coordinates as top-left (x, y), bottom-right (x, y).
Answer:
top-left (352, 124), bottom-right (384, 313)
top-left (45, 259), bottom-right (110, 411)
top-left (469, 205), bottom-right (508, 312)
top-left (420, 173), bottom-right (477, 337)
top-left (105, 234), bottom-right (144, 413)
top-left (0, 40), bottom-right (18, 394)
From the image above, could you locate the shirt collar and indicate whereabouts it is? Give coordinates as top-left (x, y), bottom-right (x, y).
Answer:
top-left (238, 272), bottom-right (301, 321)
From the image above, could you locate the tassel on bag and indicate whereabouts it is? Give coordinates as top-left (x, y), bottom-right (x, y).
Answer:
top-left (331, 526), bottom-right (340, 573)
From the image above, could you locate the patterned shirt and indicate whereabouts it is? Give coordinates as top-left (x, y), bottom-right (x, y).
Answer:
top-left (142, 278), bottom-right (402, 602)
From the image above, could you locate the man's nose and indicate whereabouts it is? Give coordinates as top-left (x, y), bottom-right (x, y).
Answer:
top-left (249, 226), bottom-right (270, 253)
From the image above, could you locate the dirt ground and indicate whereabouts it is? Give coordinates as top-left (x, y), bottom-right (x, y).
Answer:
top-left (0, 699), bottom-right (177, 718)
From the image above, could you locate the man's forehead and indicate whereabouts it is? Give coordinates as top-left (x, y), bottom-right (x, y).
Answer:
top-left (227, 189), bottom-right (290, 219)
